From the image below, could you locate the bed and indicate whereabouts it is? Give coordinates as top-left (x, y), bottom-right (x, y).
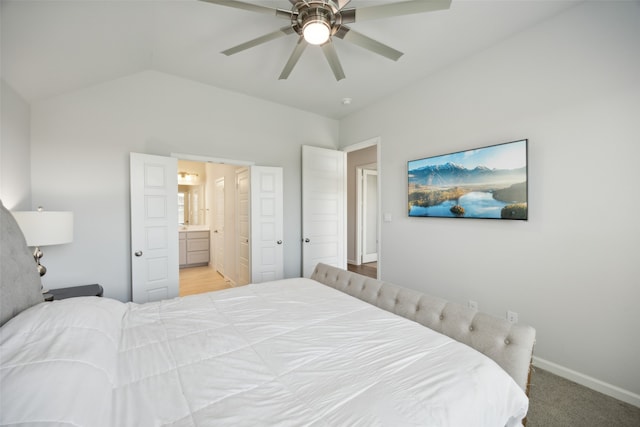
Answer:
top-left (0, 200), bottom-right (535, 426)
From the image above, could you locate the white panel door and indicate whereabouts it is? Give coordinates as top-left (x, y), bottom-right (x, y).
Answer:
top-left (236, 168), bottom-right (250, 285)
top-left (130, 153), bottom-right (178, 303)
top-left (362, 169), bottom-right (378, 263)
top-left (302, 145), bottom-right (346, 277)
top-left (251, 166), bottom-right (284, 283)
top-left (214, 177), bottom-right (225, 276)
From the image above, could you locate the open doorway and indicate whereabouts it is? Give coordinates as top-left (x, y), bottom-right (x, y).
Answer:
top-left (345, 142), bottom-right (379, 279)
top-left (177, 159), bottom-right (247, 296)
top-left (131, 153), bottom-right (283, 302)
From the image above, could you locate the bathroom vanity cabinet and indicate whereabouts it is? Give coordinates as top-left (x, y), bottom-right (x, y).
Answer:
top-left (179, 230), bottom-right (210, 268)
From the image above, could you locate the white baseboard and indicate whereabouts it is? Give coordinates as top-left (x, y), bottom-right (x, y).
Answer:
top-left (347, 259), bottom-right (358, 266)
top-left (533, 356), bottom-right (640, 408)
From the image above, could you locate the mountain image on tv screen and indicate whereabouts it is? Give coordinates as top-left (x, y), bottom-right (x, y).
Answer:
top-left (408, 139), bottom-right (527, 220)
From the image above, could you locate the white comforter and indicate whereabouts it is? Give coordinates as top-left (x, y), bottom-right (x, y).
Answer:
top-left (1, 278), bottom-right (528, 426)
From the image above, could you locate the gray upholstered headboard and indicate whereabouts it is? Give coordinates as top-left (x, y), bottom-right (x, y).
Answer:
top-left (310, 263), bottom-right (536, 393)
top-left (0, 200), bottom-right (44, 326)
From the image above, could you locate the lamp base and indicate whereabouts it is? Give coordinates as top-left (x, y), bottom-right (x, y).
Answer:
top-left (33, 247), bottom-right (48, 293)
top-left (37, 264), bottom-right (47, 277)
top-left (33, 247), bottom-right (46, 277)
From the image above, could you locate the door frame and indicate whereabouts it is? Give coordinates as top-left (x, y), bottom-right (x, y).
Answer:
top-left (357, 166), bottom-right (378, 264)
top-left (171, 153), bottom-right (284, 285)
top-left (213, 176), bottom-right (225, 276)
top-left (342, 137), bottom-right (382, 279)
top-left (172, 153), bottom-right (255, 167)
top-left (172, 153), bottom-right (256, 283)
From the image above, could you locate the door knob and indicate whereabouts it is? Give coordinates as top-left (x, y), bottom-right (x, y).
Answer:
top-left (304, 238), bottom-right (310, 243)
top-left (134, 250), bottom-right (143, 257)
top-left (277, 240), bottom-right (283, 245)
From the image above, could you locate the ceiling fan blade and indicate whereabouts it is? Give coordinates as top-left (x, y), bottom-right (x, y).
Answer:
top-left (222, 26), bottom-right (295, 56)
top-left (340, 8), bottom-right (356, 24)
top-left (199, 0), bottom-right (277, 15)
top-left (334, 27), bottom-right (403, 61)
top-left (321, 41), bottom-right (346, 81)
top-left (354, 0), bottom-right (451, 21)
top-left (279, 37), bottom-right (308, 80)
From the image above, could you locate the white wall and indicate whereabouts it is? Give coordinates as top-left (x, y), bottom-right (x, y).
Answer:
top-left (1, 79), bottom-right (31, 210)
top-left (30, 70), bottom-right (339, 301)
top-left (340, 1), bottom-right (640, 402)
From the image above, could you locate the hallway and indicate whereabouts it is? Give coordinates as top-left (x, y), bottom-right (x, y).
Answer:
top-left (347, 262), bottom-right (377, 279)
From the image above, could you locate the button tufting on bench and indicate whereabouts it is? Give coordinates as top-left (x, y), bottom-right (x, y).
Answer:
top-left (505, 338), bottom-right (511, 345)
top-left (469, 325), bottom-right (474, 332)
top-left (439, 314), bottom-right (444, 320)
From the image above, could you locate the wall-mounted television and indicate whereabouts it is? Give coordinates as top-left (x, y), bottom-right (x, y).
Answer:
top-left (408, 139), bottom-right (528, 220)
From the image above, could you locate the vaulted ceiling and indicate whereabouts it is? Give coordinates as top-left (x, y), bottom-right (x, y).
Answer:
top-left (1, 0), bottom-right (581, 119)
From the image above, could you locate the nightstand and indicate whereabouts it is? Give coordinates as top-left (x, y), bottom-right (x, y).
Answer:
top-left (44, 284), bottom-right (104, 301)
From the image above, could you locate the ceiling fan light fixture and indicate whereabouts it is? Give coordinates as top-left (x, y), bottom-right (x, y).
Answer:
top-left (205, 0), bottom-right (453, 80)
top-left (303, 19), bottom-right (331, 45)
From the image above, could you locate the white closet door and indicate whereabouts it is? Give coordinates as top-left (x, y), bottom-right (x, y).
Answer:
top-left (236, 168), bottom-right (250, 285)
top-left (251, 166), bottom-right (284, 283)
top-left (301, 145), bottom-right (346, 277)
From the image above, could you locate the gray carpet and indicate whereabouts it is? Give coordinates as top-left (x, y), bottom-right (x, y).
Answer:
top-left (527, 367), bottom-right (640, 427)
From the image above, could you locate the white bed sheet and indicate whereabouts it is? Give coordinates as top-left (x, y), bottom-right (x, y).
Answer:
top-left (1, 278), bottom-right (528, 426)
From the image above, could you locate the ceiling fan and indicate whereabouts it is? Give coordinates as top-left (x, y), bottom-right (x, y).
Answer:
top-left (200, 0), bottom-right (452, 80)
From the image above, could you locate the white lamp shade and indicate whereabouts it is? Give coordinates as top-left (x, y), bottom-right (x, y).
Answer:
top-left (11, 211), bottom-right (74, 247)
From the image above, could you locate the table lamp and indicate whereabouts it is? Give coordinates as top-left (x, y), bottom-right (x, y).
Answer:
top-left (11, 207), bottom-right (73, 291)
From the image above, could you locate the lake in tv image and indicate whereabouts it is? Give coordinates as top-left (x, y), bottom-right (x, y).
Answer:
top-left (408, 139), bottom-right (528, 220)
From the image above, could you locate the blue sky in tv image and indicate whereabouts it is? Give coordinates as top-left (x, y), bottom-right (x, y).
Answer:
top-left (409, 139), bottom-right (527, 171)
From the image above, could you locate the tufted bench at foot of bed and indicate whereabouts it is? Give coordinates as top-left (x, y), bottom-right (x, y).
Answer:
top-left (310, 263), bottom-right (536, 394)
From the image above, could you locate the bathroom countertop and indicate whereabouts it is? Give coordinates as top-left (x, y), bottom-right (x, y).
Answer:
top-left (179, 225), bottom-right (210, 232)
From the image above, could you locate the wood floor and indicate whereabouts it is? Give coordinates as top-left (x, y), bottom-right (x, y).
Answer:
top-left (181, 263), bottom-right (377, 296)
top-left (347, 262), bottom-right (377, 279)
top-left (179, 265), bottom-right (233, 296)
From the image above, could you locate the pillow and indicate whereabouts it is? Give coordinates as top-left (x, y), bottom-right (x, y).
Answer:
top-left (0, 200), bottom-right (44, 326)
top-left (0, 297), bottom-right (126, 427)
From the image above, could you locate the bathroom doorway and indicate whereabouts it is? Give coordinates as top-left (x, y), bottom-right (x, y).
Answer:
top-left (176, 158), bottom-right (284, 295)
top-left (131, 153), bottom-right (283, 300)
top-left (177, 159), bottom-right (245, 295)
